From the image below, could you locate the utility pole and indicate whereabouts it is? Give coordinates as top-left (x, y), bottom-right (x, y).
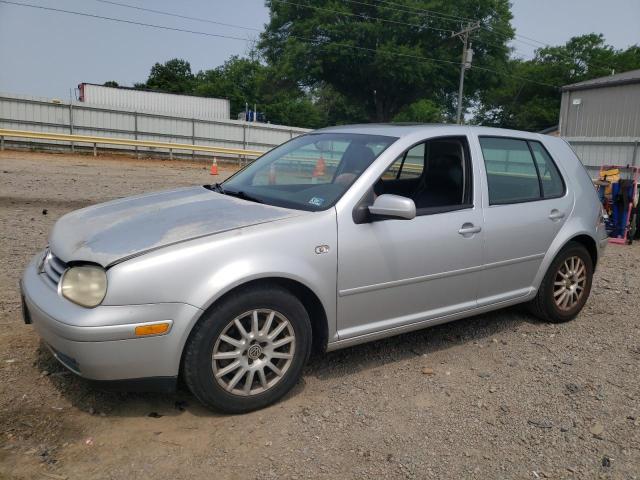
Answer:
top-left (452, 22), bottom-right (480, 124)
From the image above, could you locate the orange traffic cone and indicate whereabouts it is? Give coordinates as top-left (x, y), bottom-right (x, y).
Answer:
top-left (312, 156), bottom-right (326, 178)
top-left (268, 164), bottom-right (276, 185)
top-left (210, 157), bottom-right (218, 175)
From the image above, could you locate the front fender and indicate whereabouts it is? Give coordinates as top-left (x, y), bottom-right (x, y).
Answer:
top-left (103, 210), bottom-right (338, 342)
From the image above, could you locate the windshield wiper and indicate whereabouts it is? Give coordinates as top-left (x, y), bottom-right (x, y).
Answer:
top-left (223, 189), bottom-right (263, 204)
top-left (205, 182), bottom-right (226, 194)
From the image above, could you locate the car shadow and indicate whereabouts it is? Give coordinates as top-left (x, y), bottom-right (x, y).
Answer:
top-left (36, 306), bottom-right (537, 418)
top-left (34, 342), bottom-right (203, 419)
top-left (305, 306), bottom-right (536, 379)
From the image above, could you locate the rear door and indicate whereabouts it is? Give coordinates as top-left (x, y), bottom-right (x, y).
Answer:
top-left (475, 136), bottom-right (573, 305)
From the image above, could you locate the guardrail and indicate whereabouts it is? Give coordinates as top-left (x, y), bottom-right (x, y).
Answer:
top-left (0, 128), bottom-right (266, 159)
top-left (0, 127), bottom-right (424, 174)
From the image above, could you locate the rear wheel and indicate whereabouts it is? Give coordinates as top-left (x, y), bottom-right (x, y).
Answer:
top-left (528, 242), bottom-right (593, 323)
top-left (183, 285), bottom-right (311, 413)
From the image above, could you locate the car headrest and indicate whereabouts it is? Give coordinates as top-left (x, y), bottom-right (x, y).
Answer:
top-left (340, 143), bottom-right (376, 174)
top-left (429, 140), bottom-right (462, 159)
top-left (427, 154), bottom-right (463, 187)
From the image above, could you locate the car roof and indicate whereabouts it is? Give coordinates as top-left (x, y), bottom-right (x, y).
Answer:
top-left (315, 123), bottom-right (542, 139)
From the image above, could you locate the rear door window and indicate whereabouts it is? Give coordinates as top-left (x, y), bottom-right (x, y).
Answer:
top-left (480, 137), bottom-right (541, 204)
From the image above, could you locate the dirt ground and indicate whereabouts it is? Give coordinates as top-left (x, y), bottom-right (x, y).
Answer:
top-left (0, 149), bottom-right (639, 480)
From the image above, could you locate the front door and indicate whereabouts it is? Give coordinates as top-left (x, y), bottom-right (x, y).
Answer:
top-left (336, 136), bottom-right (484, 340)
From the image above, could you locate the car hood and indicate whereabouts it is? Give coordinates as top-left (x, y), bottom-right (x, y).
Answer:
top-left (49, 186), bottom-right (303, 267)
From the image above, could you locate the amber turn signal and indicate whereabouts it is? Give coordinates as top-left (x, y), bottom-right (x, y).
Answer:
top-left (135, 323), bottom-right (170, 336)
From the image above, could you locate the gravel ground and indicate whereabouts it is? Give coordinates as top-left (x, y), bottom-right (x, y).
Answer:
top-left (0, 150), bottom-right (639, 480)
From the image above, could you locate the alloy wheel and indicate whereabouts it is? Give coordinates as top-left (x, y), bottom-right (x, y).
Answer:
top-left (212, 309), bottom-right (296, 396)
top-left (553, 255), bottom-right (587, 311)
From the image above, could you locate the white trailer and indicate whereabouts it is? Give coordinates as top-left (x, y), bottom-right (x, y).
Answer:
top-left (78, 83), bottom-right (230, 120)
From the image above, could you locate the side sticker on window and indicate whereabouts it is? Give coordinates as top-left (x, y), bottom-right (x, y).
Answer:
top-left (308, 197), bottom-right (325, 207)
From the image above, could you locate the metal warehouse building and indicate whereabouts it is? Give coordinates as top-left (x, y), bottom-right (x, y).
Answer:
top-left (559, 69), bottom-right (640, 172)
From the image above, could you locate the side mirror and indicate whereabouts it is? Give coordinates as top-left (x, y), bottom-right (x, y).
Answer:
top-left (368, 194), bottom-right (416, 220)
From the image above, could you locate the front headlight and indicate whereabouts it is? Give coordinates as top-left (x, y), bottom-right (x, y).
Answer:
top-left (60, 265), bottom-right (107, 308)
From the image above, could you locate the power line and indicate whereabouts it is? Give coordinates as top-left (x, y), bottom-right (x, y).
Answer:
top-left (0, 0), bottom-right (458, 65)
top-left (274, 0), bottom-right (531, 58)
top-left (93, 0), bottom-right (517, 58)
top-left (360, 0), bottom-right (620, 74)
top-left (92, 0), bottom-right (262, 32)
top-left (0, 0), bottom-right (559, 88)
top-left (338, 0), bottom-right (578, 63)
top-left (469, 64), bottom-right (556, 87)
top-left (336, 0), bottom-right (617, 71)
top-left (95, 0), bottom-right (529, 60)
top-left (345, 0), bottom-right (548, 49)
top-left (341, 0), bottom-right (478, 25)
top-left (272, 0), bottom-right (453, 34)
top-left (0, 0), bottom-right (252, 42)
top-left (93, 0), bottom-right (532, 63)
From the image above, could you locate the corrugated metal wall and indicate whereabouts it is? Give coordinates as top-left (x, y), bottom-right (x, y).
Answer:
top-left (81, 84), bottom-right (230, 120)
top-left (0, 92), bottom-right (310, 156)
top-left (560, 83), bottom-right (640, 137)
top-left (559, 83), bottom-right (640, 170)
top-left (566, 138), bottom-right (639, 172)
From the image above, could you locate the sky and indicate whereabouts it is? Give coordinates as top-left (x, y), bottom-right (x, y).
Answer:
top-left (0, 0), bottom-right (638, 99)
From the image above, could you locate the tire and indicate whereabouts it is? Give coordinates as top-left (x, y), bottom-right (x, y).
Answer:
top-left (183, 284), bottom-right (312, 414)
top-left (528, 241), bottom-right (594, 323)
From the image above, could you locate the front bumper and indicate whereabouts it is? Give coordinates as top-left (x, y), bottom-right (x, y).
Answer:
top-left (21, 254), bottom-right (202, 383)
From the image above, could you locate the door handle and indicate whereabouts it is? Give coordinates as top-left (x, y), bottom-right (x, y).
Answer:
top-left (548, 209), bottom-right (565, 221)
top-left (458, 223), bottom-right (482, 236)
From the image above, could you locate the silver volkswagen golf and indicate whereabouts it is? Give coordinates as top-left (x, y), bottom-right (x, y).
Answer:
top-left (21, 125), bottom-right (607, 413)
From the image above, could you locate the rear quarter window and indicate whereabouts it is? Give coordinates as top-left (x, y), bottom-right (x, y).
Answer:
top-left (529, 141), bottom-right (565, 198)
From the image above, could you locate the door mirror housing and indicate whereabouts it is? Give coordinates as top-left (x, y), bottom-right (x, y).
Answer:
top-left (368, 194), bottom-right (416, 221)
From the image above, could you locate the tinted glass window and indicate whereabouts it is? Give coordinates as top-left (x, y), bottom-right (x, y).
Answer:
top-left (480, 137), bottom-right (541, 204)
top-left (222, 132), bottom-right (397, 211)
top-left (398, 144), bottom-right (425, 179)
top-left (376, 137), bottom-right (470, 212)
top-left (382, 143), bottom-right (425, 180)
top-left (529, 141), bottom-right (564, 198)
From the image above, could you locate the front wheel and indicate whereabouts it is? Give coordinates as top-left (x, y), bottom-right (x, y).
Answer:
top-left (183, 285), bottom-right (311, 413)
top-left (528, 242), bottom-right (594, 323)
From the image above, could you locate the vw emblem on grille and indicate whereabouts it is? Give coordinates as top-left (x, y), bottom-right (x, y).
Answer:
top-left (247, 344), bottom-right (263, 360)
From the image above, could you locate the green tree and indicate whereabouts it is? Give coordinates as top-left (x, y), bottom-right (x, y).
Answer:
top-left (194, 56), bottom-right (325, 127)
top-left (259, 0), bottom-right (514, 122)
top-left (195, 56), bottom-right (264, 117)
top-left (262, 96), bottom-right (324, 128)
top-left (255, 64), bottom-right (327, 128)
top-left (314, 84), bottom-right (369, 125)
top-left (393, 99), bottom-right (443, 123)
top-left (475, 34), bottom-right (640, 131)
top-left (142, 58), bottom-right (195, 93)
top-left (103, 80), bottom-right (119, 87)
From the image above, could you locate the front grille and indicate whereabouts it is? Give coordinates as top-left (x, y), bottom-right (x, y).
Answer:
top-left (41, 250), bottom-right (67, 289)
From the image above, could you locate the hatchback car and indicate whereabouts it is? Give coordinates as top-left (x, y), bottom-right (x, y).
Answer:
top-left (21, 125), bottom-right (607, 413)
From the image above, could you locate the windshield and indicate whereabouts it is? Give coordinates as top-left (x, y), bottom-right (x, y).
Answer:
top-left (221, 132), bottom-right (397, 211)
